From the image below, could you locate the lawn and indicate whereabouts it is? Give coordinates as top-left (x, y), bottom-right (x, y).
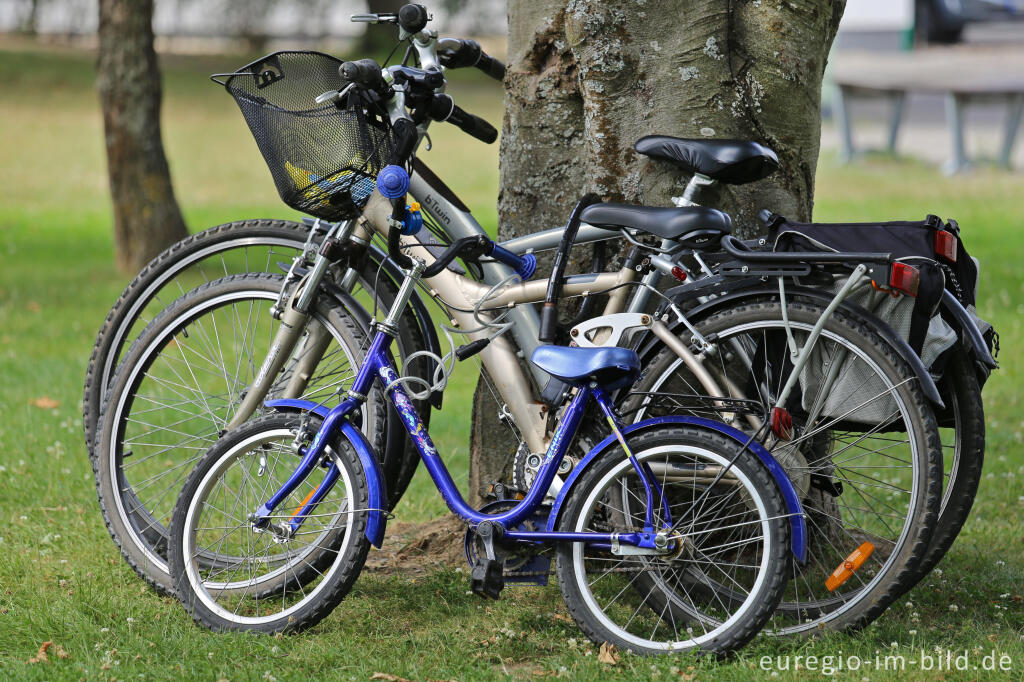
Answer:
top-left (0, 40), bottom-right (1021, 680)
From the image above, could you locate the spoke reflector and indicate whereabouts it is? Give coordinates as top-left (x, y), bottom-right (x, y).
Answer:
top-left (825, 541), bottom-right (875, 592)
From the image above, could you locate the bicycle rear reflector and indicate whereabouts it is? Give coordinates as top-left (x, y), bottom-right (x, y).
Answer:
top-left (769, 406), bottom-right (793, 441)
top-left (826, 541), bottom-right (875, 592)
top-left (889, 262), bottom-right (920, 297)
top-left (934, 230), bottom-right (957, 263)
top-left (670, 266), bottom-right (688, 282)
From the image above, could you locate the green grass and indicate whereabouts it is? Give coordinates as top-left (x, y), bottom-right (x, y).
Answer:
top-left (0, 40), bottom-right (1021, 680)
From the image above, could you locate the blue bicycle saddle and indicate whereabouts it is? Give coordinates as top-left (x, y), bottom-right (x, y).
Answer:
top-left (530, 345), bottom-right (641, 391)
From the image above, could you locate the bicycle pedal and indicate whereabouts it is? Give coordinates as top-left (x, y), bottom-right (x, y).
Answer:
top-left (470, 558), bottom-right (504, 600)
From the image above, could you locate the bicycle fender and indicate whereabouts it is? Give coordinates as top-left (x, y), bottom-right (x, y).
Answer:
top-left (643, 286), bottom-right (945, 408)
top-left (545, 416), bottom-right (807, 563)
top-left (265, 399), bottom-right (387, 547)
top-left (940, 290), bottom-right (996, 368)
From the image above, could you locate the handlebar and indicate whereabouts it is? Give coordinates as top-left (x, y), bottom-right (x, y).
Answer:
top-left (425, 93), bottom-right (498, 144)
top-left (421, 234), bottom-right (536, 280)
top-left (437, 38), bottom-right (506, 80)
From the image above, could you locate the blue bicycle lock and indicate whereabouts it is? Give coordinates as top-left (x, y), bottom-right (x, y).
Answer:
top-left (376, 165), bottom-right (422, 235)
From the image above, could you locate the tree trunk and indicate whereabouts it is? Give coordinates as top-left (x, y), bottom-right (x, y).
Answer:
top-left (97, 0), bottom-right (188, 274)
top-left (469, 0), bottom-right (846, 500)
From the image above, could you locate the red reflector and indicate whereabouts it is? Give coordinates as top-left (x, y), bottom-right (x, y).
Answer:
top-left (890, 262), bottom-right (920, 297)
top-left (769, 406), bottom-right (794, 441)
top-left (934, 230), bottom-right (957, 263)
top-left (670, 266), bottom-right (688, 282)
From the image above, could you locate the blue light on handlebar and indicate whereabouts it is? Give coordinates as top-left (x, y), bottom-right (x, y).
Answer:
top-left (376, 165), bottom-right (410, 199)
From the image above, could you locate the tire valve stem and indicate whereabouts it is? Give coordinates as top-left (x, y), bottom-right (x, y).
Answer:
top-left (825, 541), bottom-right (875, 592)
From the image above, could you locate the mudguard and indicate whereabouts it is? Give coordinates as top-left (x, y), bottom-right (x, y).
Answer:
top-left (265, 399), bottom-right (387, 548)
top-left (642, 285), bottom-right (945, 408)
top-left (545, 416), bottom-right (807, 563)
top-left (940, 289), bottom-right (996, 368)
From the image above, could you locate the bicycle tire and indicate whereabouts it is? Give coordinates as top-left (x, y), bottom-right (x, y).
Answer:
top-left (910, 351), bottom-right (984, 580)
top-left (93, 273), bottom-right (386, 595)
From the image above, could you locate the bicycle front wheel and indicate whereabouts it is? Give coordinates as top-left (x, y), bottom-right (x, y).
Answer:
top-left (168, 413), bottom-right (371, 633)
top-left (94, 273), bottom-right (385, 595)
top-left (622, 300), bottom-right (942, 635)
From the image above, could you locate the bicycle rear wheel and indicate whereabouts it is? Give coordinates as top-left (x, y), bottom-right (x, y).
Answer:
top-left (622, 300), bottom-right (943, 635)
top-left (555, 426), bottom-right (791, 655)
top-left (94, 273), bottom-right (385, 595)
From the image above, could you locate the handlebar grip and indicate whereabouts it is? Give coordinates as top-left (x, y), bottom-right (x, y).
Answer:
top-left (475, 52), bottom-right (506, 81)
top-left (339, 58), bottom-right (386, 92)
top-left (489, 243), bottom-right (536, 281)
top-left (437, 38), bottom-right (506, 81)
top-left (427, 94), bottom-right (497, 144)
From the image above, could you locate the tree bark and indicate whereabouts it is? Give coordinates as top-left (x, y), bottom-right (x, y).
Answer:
top-left (469, 0), bottom-right (846, 500)
top-left (97, 0), bottom-right (188, 274)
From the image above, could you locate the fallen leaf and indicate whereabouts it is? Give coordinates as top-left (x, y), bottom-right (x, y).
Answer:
top-left (27, 641), bottom-right (52, 664)
top-left (371, 674), bottom-right (411, 682)
top-left (598, 642), bottom-right (620, 665)
top-left (26, 301), bottom-right (41, 313)
top-left (54, 644), bottom-right (69, 659)
top-left (30, 396), bottom-right (59, 409)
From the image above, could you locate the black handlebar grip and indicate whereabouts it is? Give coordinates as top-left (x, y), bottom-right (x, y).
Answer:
top-left (398, 4), bottom-right (429, 34)
top-left (339, 58), bottom-right (386, 91)
top-left (444, 101), bottom-right (498, 144)
top-left (437, 39), bottom-right (505, 81)
top-left (475, 52), bottom-right (506, 81)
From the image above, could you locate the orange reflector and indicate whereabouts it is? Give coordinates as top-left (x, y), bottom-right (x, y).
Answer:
top-left (289, 484), bottom-right (320, 522)
top-left (825, 542), bottom-right (875, 592)
top-left (934, 230), bottom-right (957, 263)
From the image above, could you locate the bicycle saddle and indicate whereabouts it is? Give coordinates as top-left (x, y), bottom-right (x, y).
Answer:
top-left (580, 203), bottom-right (732, 247)
top-left (530, 345), bottom-right (640, 391)
top-left (634, 135), bottom-right (779, 185)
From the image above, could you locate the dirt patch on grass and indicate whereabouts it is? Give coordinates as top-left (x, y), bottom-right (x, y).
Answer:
top-left (364, 514), bottom-right (468, 576)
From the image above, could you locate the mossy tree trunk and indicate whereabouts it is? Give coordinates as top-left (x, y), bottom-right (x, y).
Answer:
top-left (97, 0), bottom-right (188, 274)
top-left (468, 0), bottom-right (846, 503)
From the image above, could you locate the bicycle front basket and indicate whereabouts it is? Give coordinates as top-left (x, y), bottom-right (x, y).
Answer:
top-left (219, 51), bottom-right (396, 221)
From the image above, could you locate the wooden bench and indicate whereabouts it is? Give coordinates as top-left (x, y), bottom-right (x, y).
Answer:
top-left (832, 50), bottom-right (1024, 173)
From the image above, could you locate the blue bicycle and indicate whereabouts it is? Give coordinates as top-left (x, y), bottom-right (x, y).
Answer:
top-left (167, 170), bottom-right (804, 655)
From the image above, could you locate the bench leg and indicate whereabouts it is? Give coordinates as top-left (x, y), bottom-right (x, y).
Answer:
top-left (834, 85), bottom-right (855, 164)
top-left (944, 93), bottom-right (969, 175)
top-left (887, 91), bottom-right (905, 154)
top-left (1000, 94), bottom-right (1024, 170)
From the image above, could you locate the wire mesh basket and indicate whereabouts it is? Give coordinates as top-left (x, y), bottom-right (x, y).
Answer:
top-left (215, 51), bottom-right (396, 221)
